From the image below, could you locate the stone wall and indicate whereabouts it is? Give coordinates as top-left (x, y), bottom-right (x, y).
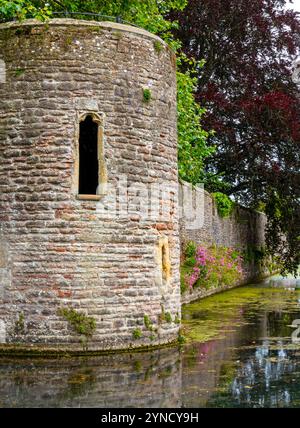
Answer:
top-left (0, 19), bottom-right (181, 351)
top-left (179, 182), bottom-right (267, 304)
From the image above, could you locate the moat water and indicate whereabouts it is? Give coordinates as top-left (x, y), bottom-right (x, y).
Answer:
top-left (1, 274), bottom-right (300, 408)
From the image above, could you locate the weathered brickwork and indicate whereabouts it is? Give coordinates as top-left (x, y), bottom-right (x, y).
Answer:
top-left (179, 182), bottom-right (268, 304)
top-left (0, 19), bottom-right (181, 351)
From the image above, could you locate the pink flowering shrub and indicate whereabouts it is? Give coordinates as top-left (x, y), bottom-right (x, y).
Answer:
top-left (181, 242), bottom-right (244, 294)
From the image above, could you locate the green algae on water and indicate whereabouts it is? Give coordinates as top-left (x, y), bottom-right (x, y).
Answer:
top-left (182, 284), bottom-right (300, 344)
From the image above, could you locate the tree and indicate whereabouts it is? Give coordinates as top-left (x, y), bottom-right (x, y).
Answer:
top-left (171, 0), bottom-right (300, 274)
top-left (0, 1), bottom-right (187, 40)
top-left (177, 62), bottom-right (215, 184)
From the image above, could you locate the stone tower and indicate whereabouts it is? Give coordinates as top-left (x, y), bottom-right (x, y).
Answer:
top-left (0, 19), bottom-right (180, 352)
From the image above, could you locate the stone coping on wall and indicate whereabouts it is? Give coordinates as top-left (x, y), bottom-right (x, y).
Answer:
top-left (181, 280), bottom-right (247, 305)
top-left (179, 179), bottom-right (264, 217)
top-left (0, 18), bottom-right (171, 50)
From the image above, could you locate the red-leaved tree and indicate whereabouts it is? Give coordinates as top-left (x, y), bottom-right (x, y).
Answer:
top-left (171, 0), bottom-right (300, 274)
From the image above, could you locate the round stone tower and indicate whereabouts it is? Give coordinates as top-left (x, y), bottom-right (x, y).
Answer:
top-left (0, 19), bottom-right (180, 352)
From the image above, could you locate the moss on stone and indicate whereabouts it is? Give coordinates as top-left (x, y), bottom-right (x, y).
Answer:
top-left (57, 308), bottom-right (96, 349)
top-left (14, 312), bottom-right (25, 335)
top-left (14, 68), bottom-right (25, 77)
top-left (165, 312), bottom-right (172, 323)
top-left (153, 40), bottom-right (163, 53)
top-left (132, 328), bottom-right (142, 340)
top-left (144, 315), bottom-right (154, 331)
top-left (142, 88), bottom-right (152, 103)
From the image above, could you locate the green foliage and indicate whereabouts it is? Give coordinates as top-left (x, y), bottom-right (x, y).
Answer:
top-left (164, 312), bottom-right (172, 323)
top-left (256, 201), bottom-right (266, 213)
top-left (230, 250), bottom-right (240, 261)
top-left (184, 256), bottom-right (196, 267)
top-left (173, 1), bottom-right (300, 275)
top-left (14, 312), bottom-right (25, 334)
top-left (159, 305), bottom-right (170, 324)
top-left (265, 191), bottom-right (300, 276)
top-left (132, 328), bottom-right (142, 340)
top-left (243, 245), bottom-right (266, 265)
top-left (212, 192), bottom-right (235, 218)
top-left (143, 314), bottom-right (153, 331)
top-left (180, 265), bottom-right (189, 294)
top-left (174, 314), bottom-right (180, 324)
top-left (133, 360), bottom-right (142, 371)
top-left (265, 255), bottom-right (282, 275)
top-left (0, 0), bottom-right (51, 21)
top-left (142, 88), bottom-right (151, 103)
top-left (184, 241), bottom-right (196, 258)
top-left (1, 0), bottom-right (213, 189)
top-left (183, 241), bottom-right (197, 267)
top-left (178, 329), bottom-right (186, 344)
top-left (58, 308), bottom-right (96, 338)
top-left (0, 1), bottom-right (186, 42)
top-left (153, 40), bottom-right (163, 53)
top-left (242, 244), bottom-right (280, 274)
top-left (14, 68), bottom-right (25, 77)
top-left (83, 0), bottom-right (188, 51)
top-left (177, 61), bottom-right (215, 185)
top-left (181, 243), bottom-right (244, 294)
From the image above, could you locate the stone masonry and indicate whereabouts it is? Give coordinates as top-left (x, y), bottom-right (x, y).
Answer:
top-left (0, 19), bottom-right (181, 351)
top-left (179, 182), bottom-right (266, 250)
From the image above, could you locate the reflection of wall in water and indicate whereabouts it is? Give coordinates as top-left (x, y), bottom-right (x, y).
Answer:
top-left (181, 317), bottom-right (259, 407)
top-left (0, 348), bottom-right (181, 408)
top-left (204, 309), bottom-right (300, 407)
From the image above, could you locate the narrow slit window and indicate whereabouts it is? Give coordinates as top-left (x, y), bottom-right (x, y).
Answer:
top-left (79, 115), bottom-right (99, 195)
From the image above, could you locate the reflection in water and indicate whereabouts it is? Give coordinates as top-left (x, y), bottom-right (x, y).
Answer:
top-left (228, 340), bottom-right (298, 407)
top-left (264, 273), bottom-right (300, 290)
top-left (1, 276), bottom-right (300, 408)
top-left (0, 350), bottom-right (182, 408)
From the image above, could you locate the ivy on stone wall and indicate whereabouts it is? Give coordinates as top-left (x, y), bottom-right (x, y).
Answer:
top-left (212, 192), bottom-right (235, 218)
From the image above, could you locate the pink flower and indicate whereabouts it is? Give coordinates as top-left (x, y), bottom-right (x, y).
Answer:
top-left (196, 251), bottom-right (207, 265)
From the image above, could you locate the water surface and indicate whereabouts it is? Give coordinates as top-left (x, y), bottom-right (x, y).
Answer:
top-left (1, 275), bottom-right (300, 408)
